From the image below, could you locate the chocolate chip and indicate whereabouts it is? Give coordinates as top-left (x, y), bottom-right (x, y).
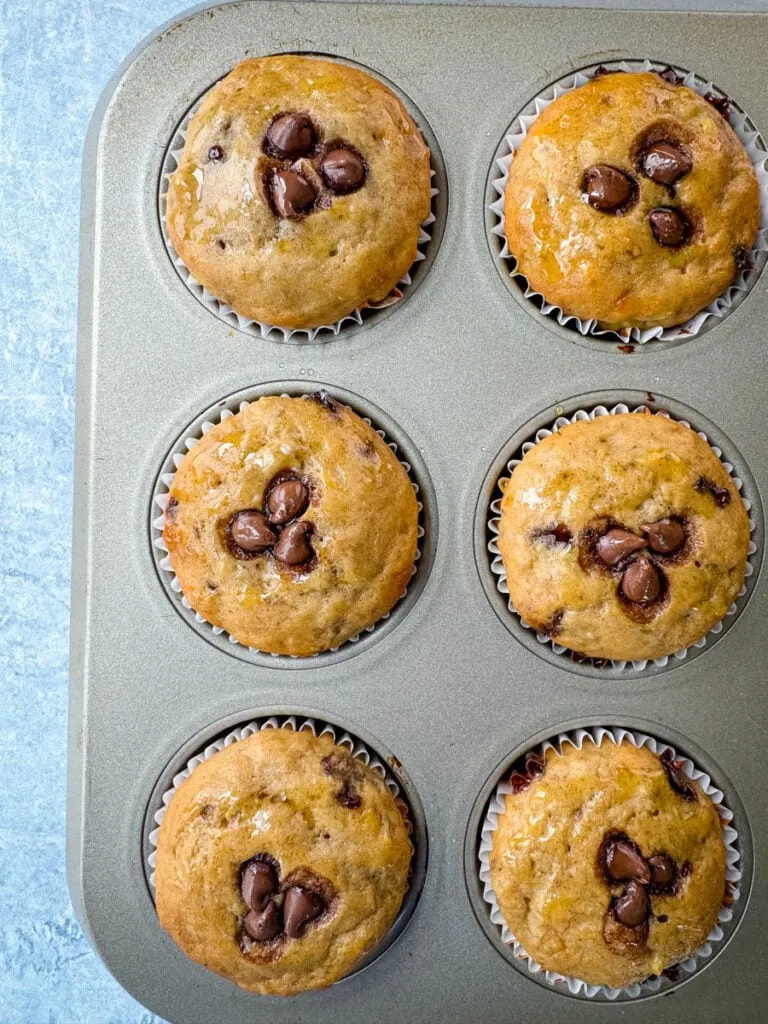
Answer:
top-left (642, 518), bottom-right (685, 555)
top-left (735, 246), bottom-right (752, 276)
top-left (240, 860), bottom-right (278, 911)
top-left (660, 749), bottom-right (697, 802)
top-left (657, 66), bottom-right (684, 86)
top-left (641, 142), bottom-right (692, 185)
top-left (322, 752), bottom-right (362, 809)
top-left (657, 914), bottom-right (669, 923)
top-left (649, 207), bottom-right (689, 247)
top-left (537, 609), bottom-right (564, 638)
top-left (621, 558), bottom-right (662, 604)
top-left (596, 528), bottom-right (646, 566)
top-left (604, 835), bottom-right (651, 883)
top-left (695, 476), bottom-right (731, 507)
top-left (509, 751), bottom-right (545, 793)
top-left (273, 520), bottom-right (314, 565)
top-left (320, 147), bottom-right (367, 193)
top-left (534, 523), bottom-right (572, 548)
top-left (208, 145), bottom-right (224, 162)
top-left (165, 496), bottom-right (179, 521)
top-left (229, 510), bottom-right (277, 553)
top-left (266, 477), bottom-right (309, 525)
top-left (649, 854), bottom-right (677, 891)
top-left (704, 92), bottom-right (730, 120)
top-left (243, 901), bottom-right (282, 942)
top-left (283, 887), bottom-right (324, 938)
top-left (582, 165), bottom-right (635, 213)
top-left (269, 169), bottom-right (316, 219)
top-left (264, 112), bottom-right (316, 160)
top-left (614, 880), bottom-right (650, 928)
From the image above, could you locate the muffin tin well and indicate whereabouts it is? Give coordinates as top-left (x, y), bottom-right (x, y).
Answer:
top-left (463, 718), bottom-right (752, 1003)
top-left (485, 58), bottom-right (768, 354)
top-left (474, 390), bottom-right (763, 680)
top-left (72, 3), bottom-right (768, 1023)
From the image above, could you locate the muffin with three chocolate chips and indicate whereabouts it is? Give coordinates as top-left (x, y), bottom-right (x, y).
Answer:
top-left (504, 70), bottom-right (760, 330)
top-left (155, 727), bottom-right (412, 995)
top-left (497, 411), bottom-right (750, 662)
top-left (163, 393), bottom-right (419, 657)
top-left (165, 54), bottom-right (432, 329)
top-left (489, 738), bottom-right (727, 989)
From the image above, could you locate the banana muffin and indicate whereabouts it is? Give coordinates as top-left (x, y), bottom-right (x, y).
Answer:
top-left (163, 393), bottom-right (419, 656)
top-left (497, 411), bottom-right (750, 662)
top-left (489, 738), bottom-right (727, 989)
top-left (166, 55), bottom-right (432, 329)
top-left (155, 727), bottom-right (412, 995)
top-left (504, 70), bottom-right (760, 330)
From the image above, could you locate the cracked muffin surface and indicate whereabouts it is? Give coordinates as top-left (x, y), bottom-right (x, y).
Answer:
top-left (165, 55), bottom-right (432, 329)
top-left (504, 71), bottom-right (760, 330)
top-left (155, 727), bottom-right (412, 995)
top-left (489, 739), bottom-right (727, 989)
top-left (497, 412), bottom-right (750, 662)
top-left (163, 394), bottom-right (420, 656)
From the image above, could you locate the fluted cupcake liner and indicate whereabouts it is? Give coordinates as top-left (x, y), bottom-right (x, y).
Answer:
top-left (151, 391), bottom-right (425, 660)
top-left (487, 403), bottom-right (758, 672)
top-left (146, 715), bottom-right (410, 891)
top-left (160, 75), bottom-right (439, 343)
top-left (489, 59), bottom-right (768, 344)
top-left (478, 726), bottom-right (742, 1001)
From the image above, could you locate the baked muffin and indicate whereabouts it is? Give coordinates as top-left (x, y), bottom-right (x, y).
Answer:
top-left (155, 727), bottom-right (412, 995)
top-left (163, 392), bottom-right (419, 657)
top-left (504, 70), bottom-right (760, 330)
top-left (489, 739), bottom-right (727, 989)
top-left (497, 412), bottom-right (750, 662)
top-left (166, 55), bottom-right (432, 329)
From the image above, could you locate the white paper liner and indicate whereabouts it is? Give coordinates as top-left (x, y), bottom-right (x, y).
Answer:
top-left (151, 392), bottom-right (425, 659)
top-left (146, 715), bottom-right (407, 890)
top-left (487, 403), bottom-right (758, 672)
top-left (489, 59), bottom-right (768, 344)
top-left (160, 78), bottom-right (439, 343)
top-left (478, 727), bottom-right (742, 1000)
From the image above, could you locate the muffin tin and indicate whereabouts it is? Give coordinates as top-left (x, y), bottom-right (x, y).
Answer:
top-left (69, 2), bottom-right (768, 1022)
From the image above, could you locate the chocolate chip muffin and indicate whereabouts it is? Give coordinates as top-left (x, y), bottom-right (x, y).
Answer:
top-left (504, 70), bottom-right (760, 330)
top-left (155, 727), bottom-right (412, 995)
top-left (497, 412), bottom-right (750, 662)
top-left (489, 739), bottom-right (727, 989)
top-left (166, 55), bottom-right (432, 329)
top-left (163, 393), bottom-right (419, 657)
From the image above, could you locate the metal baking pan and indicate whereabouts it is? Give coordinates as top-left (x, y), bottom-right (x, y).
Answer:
top-left (69, 1), bottom-right (768, 1021)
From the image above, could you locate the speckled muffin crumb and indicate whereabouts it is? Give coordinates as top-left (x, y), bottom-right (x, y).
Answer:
top-left (489, 739), bottom-right (727, 989)
top-left (155, 727), bottom-right (412, 995)
top-left (163, 393), bottom-right (420, 657)
top-left (498, 412), bottom-right (750, 662)
top-left (166, 55), bottom-right (432, 329)
top-left (504, 70), bottom-right (760, 330)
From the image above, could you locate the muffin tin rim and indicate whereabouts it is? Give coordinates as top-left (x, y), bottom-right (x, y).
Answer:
top-left (462, 715), bottom-right (754, 1003)
top-left (148, 378), bottom-right (439, 669)
top-left (472, 388), bottom-right (764, 681)
top-left (140, 704), bottom-right (430, 987)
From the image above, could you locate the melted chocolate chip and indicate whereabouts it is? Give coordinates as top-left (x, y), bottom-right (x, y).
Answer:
top-left (657, 66), bottom-right (684, 86)
top-left (621, 558), bottom-right (662, 604)
top-left (273, 520), bottom-right (314, 565)
top-left (509, 751), bottom-right (546, 793)
top-left (243, 901), bottom-right (282, 942)
top-left (208, 145), bottom-right (224, 162)
top-left (283, 887), bottom-right (324, 938)
top-left (660, 749), bottom-right (697, 802)
top-left (266, 477), bottom-right (309, 525)
top-left (264, 112), bottom-right (316, 160)
top-left (642, 518), bottom-right (686, 555)
top-left (582, 165), bottom-right (636, 213)
top-left (534, 523), bottom-right (572, 548)
top-left (603, 834), bottom-right (651, 884)
top-left (648, 854), bottom-right (677, 892)
top-left (704, 92), bottom-right (730, 120)
top-left (735, 246), bottom-right (752, 276)
top-left (269, 169), bottom-right (316, 219)
top-left (240, 860), bottom-right (278, 911)
top-left (614, 880), bottom-right (650, 928)
top-left (649, 207), bottom-right (690, 247)
top-left (310, 390), bottom-right (339, 413)
top-left (695, 476), bottom-right (731, 507)
top-left (321, 147), bottom-right (367, 193)
top-left (537, 609), bottom-right (564, 638)
top-left (322, 752), bottom-right (362, 809)
top-left (641, 142), bottom-right (692, 185)
top-left (229, 510), bottom-right (277, 553)
top-left (596, 528), bottom-right (646, 566)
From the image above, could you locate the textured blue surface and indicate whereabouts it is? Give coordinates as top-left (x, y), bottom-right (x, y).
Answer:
top-left (0, 3), bottom-right (192, 1020)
